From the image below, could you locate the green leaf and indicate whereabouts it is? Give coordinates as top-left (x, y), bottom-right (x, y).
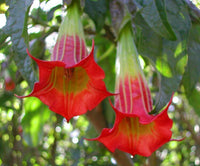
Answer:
top-left (182, 24), bottom-right (200, 116)
top-left (84, 0), bottom-right (108, 32)
top-left (135, 0), bottom-right (176, 40)
top-left (183, 24), bottom-right (200, 94)
top-left (153, 0), bottom-right (190, 112)
top-left (155, 0), bottom-right (176, 40)
top-left (22, 98), bottom-right (51, 146)
top-left (3, 0), bottom-right (37, 88)
top-left (134, 0), bottom-right (191, 113)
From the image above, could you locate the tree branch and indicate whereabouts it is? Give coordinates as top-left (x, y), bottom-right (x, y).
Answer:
top-left (10, 100), bottom-right (23, 166)
top-left (50, 114), bottom-right (62, 166)
top-left (178, 107), bottom-right (200, 145)
top-left (86, 104), bottom-right (134, 166)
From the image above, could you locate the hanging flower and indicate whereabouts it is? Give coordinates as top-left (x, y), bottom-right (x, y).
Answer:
top-left (5, 77), bottom-right (15, 91)
top-left (16, 1), bottom-right (111, 122)
top-left (88, 24), bottom-right (173, 157)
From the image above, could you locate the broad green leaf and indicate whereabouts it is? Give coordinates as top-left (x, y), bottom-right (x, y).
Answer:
top-left (84, 0), bottom-right (108, 32)
top-left (183, 24), bottom-right (200, 94)
top-left (135, 0), bottom-right (176, 40)
top-left (134, 0), bottom-right (191, 113)
top-left (3, 0), bottom-right (37, 88)
top-left (22, 98), bottom-right (51, 146)
top-left (153, 0), bottom-right (190, 112)
top-left (183, 24), bottom-right (200, 116)
top-left (155, 0), bottom-right (176, 40)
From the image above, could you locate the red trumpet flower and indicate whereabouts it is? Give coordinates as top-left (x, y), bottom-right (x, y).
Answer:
top-left (16, 2), bottom-right (111, 122)
top-left (88, 24), bottom-right (173, 157)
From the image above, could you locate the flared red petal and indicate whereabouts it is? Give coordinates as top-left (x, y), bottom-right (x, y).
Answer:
top-left (88, 98), bottom-right (173, 157)
top-left (16, 42), bottom-right (112, 121)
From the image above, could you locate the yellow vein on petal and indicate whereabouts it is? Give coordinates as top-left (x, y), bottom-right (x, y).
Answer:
top-left (67, 70), bottom-right (73, 117)
top-left (141, 74), bottom-right (152, 113)
top-left (61, 35), bottom-right (67, 61)
top-left (146, 76), bottom-right (153, 112)
top-left (51, 67), bottom-right (59, 91)
top-left (35, 67), bottom-right (58, 96)
top-left (117, 80), bottom-right (123, 113)
top-left (66, 87), bottom-right (69, 118)
top-left (135, 118), bottom-right (140, 141)
top-left (128, 74), bottom-right (133, 114)
top-left (118, 77), bottom-right (124, 113)
top-left (125, 118), bottom-right (130, 149)
top-left (79, 36), bottom-right (82, 61)
top-left (138, 74), bottom-right (149, 115)
top-left (85, 40), bottom-right (87, 58)
top-left (129, 118), bottom-right (134, 152)
top-left (55, 38), bottom-right (61, 61)
top-left (63, 69), bottom-right (67, 117)
top-left (122, 76), bottom-right (128, 114)
top-left (74, 35), bottom-right (77, 64)
top-left (119, 83), bottom-right (123, 112)
top-left (74, 68), bottom-right (79, 114)
top-left (145, 79), bottom-right (152, 113)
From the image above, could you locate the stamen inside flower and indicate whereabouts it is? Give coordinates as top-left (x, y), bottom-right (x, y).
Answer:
top-left (64, 68), bottom-right (75, 80)
top-left (49, 66), bottom-right (89, 94)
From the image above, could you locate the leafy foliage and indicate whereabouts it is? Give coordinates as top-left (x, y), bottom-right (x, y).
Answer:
top-left (183, 24), bottom-right (200, 116)
top-left (135, 0), bottom-right (191, 112)
top-left (84, 0), bottom-right (108, 32)
top-left (135, 0), bottom-right (177, 40)
top-left (2, 0), bottom-right (37, 88)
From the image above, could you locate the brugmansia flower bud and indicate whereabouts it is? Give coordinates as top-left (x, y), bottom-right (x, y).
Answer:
top-left (88, 24), bottom-right (173, 157)
top-left (16, 1), bottom-right (112, 122)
